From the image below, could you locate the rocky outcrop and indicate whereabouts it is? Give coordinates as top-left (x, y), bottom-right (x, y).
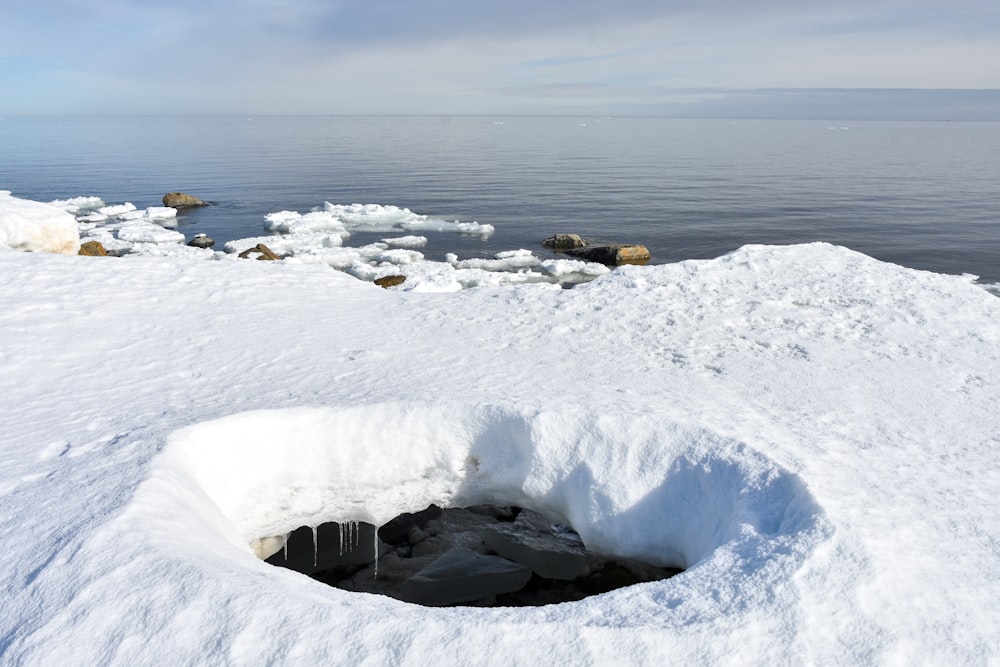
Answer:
top-left (187, 234), bottom-right (215, 249)
top-left (565, 244), bottom-right (651, 265)
top-left (78, 240), bottom-right (108, 256)
top-left (162, 192), bottom-right (208, 208)
top-left (238, 243), bottom-right (281, 260)
top-left (542, 233), bottom-right (587, 250)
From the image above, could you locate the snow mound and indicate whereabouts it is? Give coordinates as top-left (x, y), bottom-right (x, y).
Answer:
top-left (149, 403), bottom-right (826, 602)
top-left (0, 190), bottom-right (80, 254)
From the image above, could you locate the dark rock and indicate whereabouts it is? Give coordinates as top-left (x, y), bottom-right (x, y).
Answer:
top-left (259, 504), bottom-right (683, 608)
top-left (378, 504), bottom-right (443, 546)
top-left (400, 547), bottom-right (532, 606)
top-left (238, 243), bottom-right (281, 261)
top-left (575, 561), bottom-right (642, 595)
top-left (479, 510), bottom-right (590, 580)
top-left (374, 275), bottom-right (406, 288)
top-left (78, 240), bottom-right (108, 257)
top-left (266, 521), bottom-right (384, 575)
top-left (162, 192), bottom-right (208, 208)
top-left (187, 234), bottom-right (215, 249)
top-left (565, 244), bottom-right (651, 265)
top-left (542, 233), bottom-right (587, 250)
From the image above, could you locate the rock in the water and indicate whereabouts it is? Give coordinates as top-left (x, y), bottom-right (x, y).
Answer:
top-left (162, 192), bottom-right (208, 208)
top-left (565, 244), bottom-right (650, 265)
top-left (542, 233), bottom-right (587, 250)
top-left (187, 234), bottom-right (214, 249)
top-left (78, 240), bottom-right (108, 256)
top-left (479, 510), bottom-right (590, 580)
top-left (238, 243), bottom-right (280, 260)
top-left (374, 275), bottom-right (406, 288)
top-left (266, 521), bottom-right (384, 575)
top-left (400, 547), bottom-right (532, 606)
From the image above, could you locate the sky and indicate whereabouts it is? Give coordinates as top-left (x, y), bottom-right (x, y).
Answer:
top-left (2, 0), bottom-right (1000, 119)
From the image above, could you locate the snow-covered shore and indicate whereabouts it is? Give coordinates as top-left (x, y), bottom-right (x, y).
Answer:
top-left (2, 194), bottom-right (1000, 663)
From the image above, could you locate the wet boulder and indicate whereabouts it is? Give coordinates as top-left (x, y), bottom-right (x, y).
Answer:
top-left (565, 244), bottom-right (650, 266)
top-left (187, 234), bottom-right (214, 249)
top-left (162, 192), bottom-right (208, 208)
top-left (542, 233), bottom-right (587, 250)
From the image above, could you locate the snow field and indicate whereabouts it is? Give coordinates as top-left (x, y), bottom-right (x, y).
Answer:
top-left (2, 190), bottom-right (1000, 663)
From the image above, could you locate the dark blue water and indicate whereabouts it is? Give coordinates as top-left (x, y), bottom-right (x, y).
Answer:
top-left (2, 115), bottom-right (999, 283)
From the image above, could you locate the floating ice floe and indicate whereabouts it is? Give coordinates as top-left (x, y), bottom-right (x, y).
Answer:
top-left (48, 196), bottom-right (106, 215)
top-left (321, 202), bottom-right (494, 237)
top-left (381, 235), bottom-right (428, 248)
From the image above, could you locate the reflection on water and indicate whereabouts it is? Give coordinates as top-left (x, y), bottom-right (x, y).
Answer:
top-left (2, 116), bottom-right (999, 282)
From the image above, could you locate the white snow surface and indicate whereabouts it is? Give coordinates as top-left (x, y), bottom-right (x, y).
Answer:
top-left (0, 191), bottom-right (80, 254)
top-left (2, 238), bottom-right (999, 664)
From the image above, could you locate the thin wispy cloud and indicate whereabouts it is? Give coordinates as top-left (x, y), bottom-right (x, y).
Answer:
top-left (1, 0), bottom-right (998, 117)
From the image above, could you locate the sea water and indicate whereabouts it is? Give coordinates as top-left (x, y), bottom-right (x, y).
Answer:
top-left (2, 115), bottom-right (998, 283)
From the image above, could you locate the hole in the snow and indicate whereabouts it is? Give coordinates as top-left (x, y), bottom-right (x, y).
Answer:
top-left (257, 504), bottom-right (683, 607)
top-left (152, 403), bottom-right (827, 617)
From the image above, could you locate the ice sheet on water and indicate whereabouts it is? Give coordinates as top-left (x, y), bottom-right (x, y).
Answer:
top-left (452, 249), bottom-right (540, 272)
top-left (48, 196), bottom-right (106, 214)
top-left (98, 203), bottom-right (137, 217)
top-left (320, 202), bottom-right (494, 237)
top-left (115, 221), bottom-right (185, 245)
top-left (381, 235), bottom-right (428, 248)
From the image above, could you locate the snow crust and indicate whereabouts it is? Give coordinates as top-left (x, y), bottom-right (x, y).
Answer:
top-left (2, 194), bottom-right (1000, 663)
top-left (0, 191), bottom-right (80, 254)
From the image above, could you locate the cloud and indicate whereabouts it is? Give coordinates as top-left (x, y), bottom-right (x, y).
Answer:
top-left (2, 0), bottom-right (1000, 115)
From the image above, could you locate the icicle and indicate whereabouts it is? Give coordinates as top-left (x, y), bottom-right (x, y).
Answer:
top-left (372, 525), bottom-right (379, 580)
top-left (282, 532), bottom-right (289, 560)
top-left (339, 522), bottom-right (345, 556)
top-left (311, 525), bottom-right (318, 568)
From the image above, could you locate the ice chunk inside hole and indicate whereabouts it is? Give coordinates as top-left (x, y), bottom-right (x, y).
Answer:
top-left (157, 403), bottom-right (826, 611)
top-left (257, 504), bottom-right (684, 607)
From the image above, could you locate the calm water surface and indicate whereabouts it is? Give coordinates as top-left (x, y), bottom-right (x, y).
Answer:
top-left (2, 116), bottom-right (998, 283)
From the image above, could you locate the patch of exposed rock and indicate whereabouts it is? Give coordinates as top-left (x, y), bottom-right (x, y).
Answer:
top-left (260, 505), bottom-right (682, 607)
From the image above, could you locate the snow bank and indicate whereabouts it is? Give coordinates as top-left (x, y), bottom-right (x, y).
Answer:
top-left (3, 240), bottom-right (1000, 664)
top-left (159, 404), bottom-right (824, 571)
top-left (0, 191), bottom-right (80, 254)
